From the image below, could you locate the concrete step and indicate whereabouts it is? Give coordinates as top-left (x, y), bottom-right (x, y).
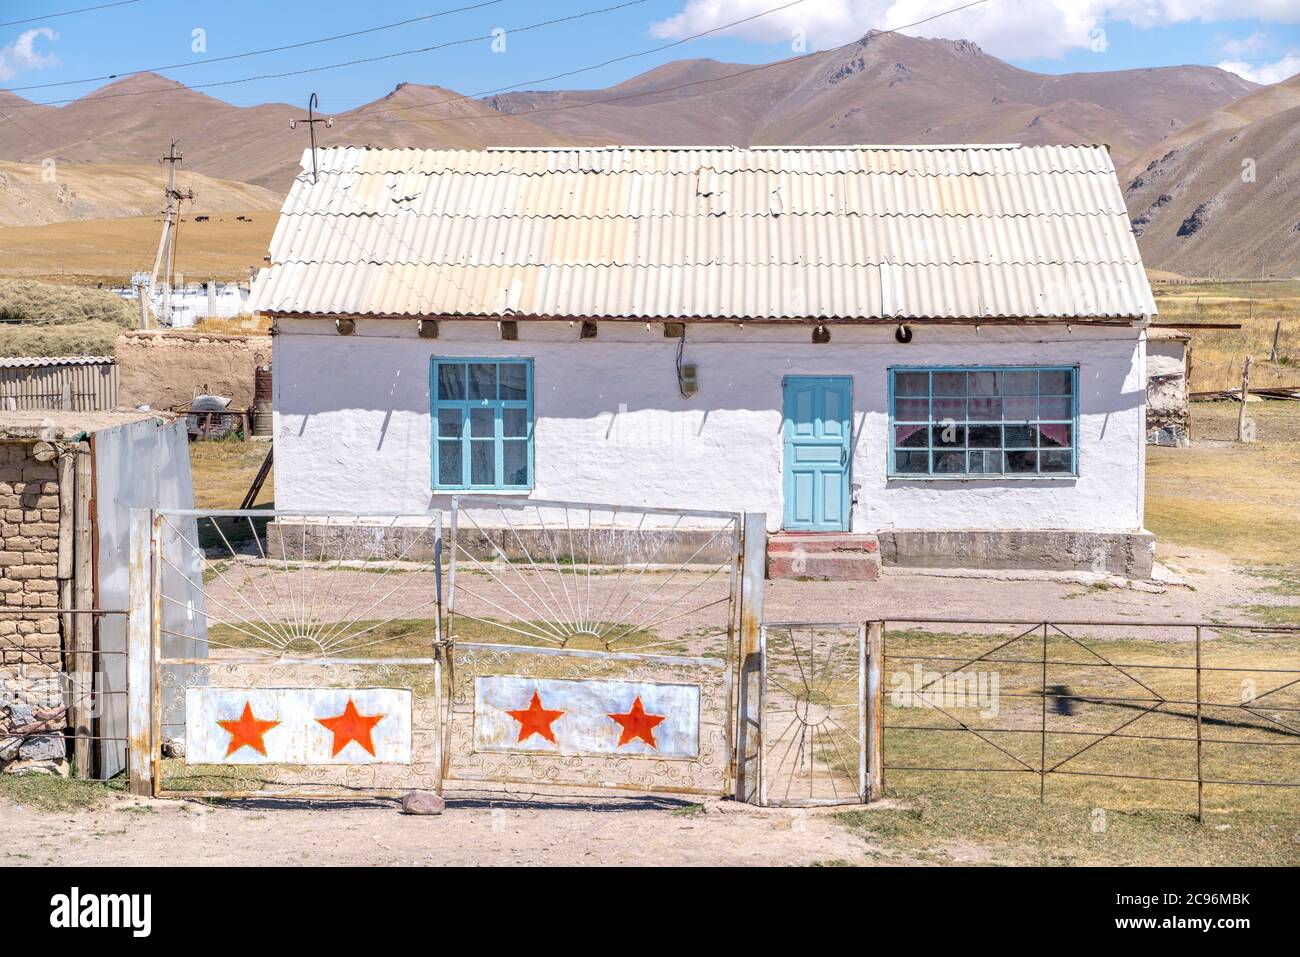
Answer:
top-left (767, 533), bottom-right (881, 581)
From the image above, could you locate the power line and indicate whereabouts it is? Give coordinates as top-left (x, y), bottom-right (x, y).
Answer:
top-left (0, 0), bottom-right (139, 29)
top-left (2, 0), bottom-right (507, 94)
top-left (348, 0), bottom-right (808, 122)
top-left (1, 0), bottom-right (648, 111)
top-left (351, 0), bottom-right (992, 126)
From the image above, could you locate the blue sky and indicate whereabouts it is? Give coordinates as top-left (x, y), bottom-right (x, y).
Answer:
top-left (0, 0), bottom-right (1297, 112)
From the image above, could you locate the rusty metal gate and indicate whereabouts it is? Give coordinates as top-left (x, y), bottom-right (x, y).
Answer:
top-left (140, 508), bottom-right (445, 799)
top-left (442, 497), bottom-right (742, 797)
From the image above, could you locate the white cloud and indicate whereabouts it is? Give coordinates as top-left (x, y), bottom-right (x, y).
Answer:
top-left (1217, 30), bottom-right (1271, 58)
top-left (650, 1), bottom-right (1300, 62)
top-left (0, 27), bottom-right (59, 82)
top-left (1218, 54), bottom-right (1300, 84)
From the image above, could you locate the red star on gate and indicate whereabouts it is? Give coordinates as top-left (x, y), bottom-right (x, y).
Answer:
top-left (217, 701), bottom-right (279, 757)
top-left (317, 697), bottom-right (385, 757)
top-left (607, 695), bottom-right (666, 749)
top-left (506, 689), bottom-right (565, 744)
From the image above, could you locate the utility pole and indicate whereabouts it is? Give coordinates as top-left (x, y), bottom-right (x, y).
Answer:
top-left (289, 93), bottom-right (333, 184)
top-left (147, 140), bottom-right (194, 328)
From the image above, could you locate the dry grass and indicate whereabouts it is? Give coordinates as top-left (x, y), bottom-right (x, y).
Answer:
top-left (188, 439), bottom-right (274, 511)
top-left (0, 212), bottom-right (275, 284)
top-left (1153, 279), bottom-right (1300, 394)
top-left (1145, 401), bottom-right (1300, 565)
top-left (0, 278), bottom-right (137, 357)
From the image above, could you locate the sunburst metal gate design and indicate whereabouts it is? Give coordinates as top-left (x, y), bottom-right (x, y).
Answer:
top-left (149, 509), bottom-right (445, 798)
top-left (759, 622), bottom-right (867, 806)
top-left (442, 496), bottom-right (742, 796)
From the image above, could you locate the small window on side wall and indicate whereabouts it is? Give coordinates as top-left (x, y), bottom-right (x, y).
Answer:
top-left (888, 366), bottom-right (1078, 478)
top-left (431, 358), bottom-right (534, 490)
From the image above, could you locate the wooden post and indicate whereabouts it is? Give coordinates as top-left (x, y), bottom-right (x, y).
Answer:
top-left (126, 508), bottom-right (153, 796)
top-left (865, 620), bottom-right (884, 802)
top-left (70, 443), bottom-right (94, 779)
top-left (1195, 626), bottom-right (1204, 823)
top-left (734, 511), bottom-right (765, 804)
top-left (1237, 355), bottom-right (1253, 442)
top-left (1270, 320), bottom-right (1282, 363)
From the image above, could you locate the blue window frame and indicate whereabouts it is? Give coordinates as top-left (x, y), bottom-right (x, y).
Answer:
top-left (888, 366), bottom-right (1078, 478)
top-left (431, 358), bottom-right (533, 490)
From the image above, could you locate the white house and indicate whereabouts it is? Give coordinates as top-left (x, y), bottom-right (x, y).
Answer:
top-left (250, 145), bottom-right (1157, 579)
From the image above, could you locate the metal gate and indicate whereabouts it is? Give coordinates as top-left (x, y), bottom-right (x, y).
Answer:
top-left (141, 508), bottom-right (445, 799)
top-left (132, 499), bottom-right (745, 800)
top-left (442, 497), bottom-right (742, 796)
top-left (759, 622), bottom-right (868, 806)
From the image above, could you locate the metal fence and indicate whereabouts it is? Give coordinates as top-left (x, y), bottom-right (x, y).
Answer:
top-left (0, 358), bottom-right (118, 412)
top-left (880, 617), bottom-right (1300, 820)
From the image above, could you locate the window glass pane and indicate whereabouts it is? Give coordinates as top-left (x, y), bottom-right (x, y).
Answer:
top-left (1004, 425), bottom-right (1036, 448)
top-left (894, 398), bottom-right (929, 421)
top-left (503, 408), bottom-right (529, 438)
top-left (1003, 370), bottom-right (1038, 394)
top-left (1004, 450), bottom-right (1037, 473)
top-left (932, 424), bottom-right (965, 448)
top-left (502, 440), bottom-right (528, 486)
top-left (1041, 450), bottom-right (1073, 473)
top-left (437, 409), bottom-right (462, 437)
top-left (933, 371), bottom-right (967, 396)
top-left (437, 364), bottom-right (465, 400)
top-left (1040, 369), bottom-right (1073, 395)
top-left (932, 397), bottom-right (965, 421)
top-left (470, 407), bottom-right (494, 438)
top-left (468, 363), bottom-right (497, 400)
top-left (968, 397), bottom-right (1001, 420)
top-left (968, 450), bottom-right (999, 473)
top-left (1039, 396), bottom-right (1071, 420)
top-left (437, 440), bottom-right (462, 485)
top-left (1003, 396), bottom-right (1037, 421)
top-left (1035, 423), bottom-right (1072, 448)
top-left (968, 370), bottom-right (999, 396)
top-left (894, 371), bottom-right (928, 397)
top-left (499, 363), bottom-right (528, 400)
top-left (968, 424), bottom-right (1001, 448)
top-left (894, 451), bottom-right (930, 474)
top-left (933, 450), bottom-right (966, 473)
top-left (470, 441), bottom-right (495, 485)
top-left (894, 424), bottom-right (928, 449)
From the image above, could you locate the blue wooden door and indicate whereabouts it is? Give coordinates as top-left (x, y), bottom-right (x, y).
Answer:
top-left (783, 376), bottom-right (852, 531)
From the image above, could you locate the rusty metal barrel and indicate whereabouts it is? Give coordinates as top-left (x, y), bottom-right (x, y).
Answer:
top-left (252, 364), bottom-right (273, 436)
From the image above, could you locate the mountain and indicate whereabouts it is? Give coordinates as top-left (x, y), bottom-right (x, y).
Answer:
top-left (1122, 73), bottom-right (1300, 277)
top-left (489, 31), bottom-right (1255, 167)
top-left (0, 73), bottom-right (588, 192)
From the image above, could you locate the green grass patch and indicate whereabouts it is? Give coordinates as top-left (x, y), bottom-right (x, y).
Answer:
top-left (0, 774), bottom-right (124, 812)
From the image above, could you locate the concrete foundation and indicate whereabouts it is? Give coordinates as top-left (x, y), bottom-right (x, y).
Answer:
top-left (877, 529), bottom-right (1156, 579)
top-left (267, 520), bottom-right (736, 566)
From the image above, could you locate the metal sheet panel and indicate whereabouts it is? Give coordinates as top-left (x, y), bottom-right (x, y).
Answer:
top-left (184, 687), bottom-right (413, 764)
top-left (252, 144), bottom-right (1155, 321)
top-left (473, 675), bottom-right (700, 758)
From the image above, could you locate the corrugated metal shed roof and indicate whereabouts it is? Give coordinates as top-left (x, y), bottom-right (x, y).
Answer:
top-left (0, 355), bottom-right (116, 368)
top-left (250, 145), bottom-right (1156, 321)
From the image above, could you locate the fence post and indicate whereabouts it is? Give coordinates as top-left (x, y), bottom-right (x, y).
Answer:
top-left (1195, 625), bottom-right (1204, 823)
top-left (734, 512), bottom-right (765, 804)
top-left (865, 620), bottom-right (884, 802)
top-left (126, 508), bottom-right (153, 797)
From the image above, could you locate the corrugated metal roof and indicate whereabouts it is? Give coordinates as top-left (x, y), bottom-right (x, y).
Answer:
top-left (251, 145), bottom-right (1156, 321)
top-left (0, 355), bottom-right (116, 368)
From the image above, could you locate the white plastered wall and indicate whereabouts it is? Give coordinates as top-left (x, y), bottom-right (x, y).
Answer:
top-left (272, 318), bottom-right (1147, 533)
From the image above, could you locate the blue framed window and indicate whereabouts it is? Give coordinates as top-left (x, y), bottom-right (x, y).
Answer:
top-left (889, 366), bottom-right (1078, 478)
top-left (431, 358), bottom-right (533, 490)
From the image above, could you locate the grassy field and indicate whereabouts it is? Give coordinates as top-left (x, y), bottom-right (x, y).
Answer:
top-left (1145, 401), bottom-right (1300, 569)
top-left (0, 212), bottom-right (274, 285)
top-left (1153, 278), bottom-right (1300, 394)
top-left (188, 439), bottom-right (274, 511)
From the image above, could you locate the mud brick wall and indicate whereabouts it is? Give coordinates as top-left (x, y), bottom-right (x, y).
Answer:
top-left (0, 441), bottom-right (63, 710)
